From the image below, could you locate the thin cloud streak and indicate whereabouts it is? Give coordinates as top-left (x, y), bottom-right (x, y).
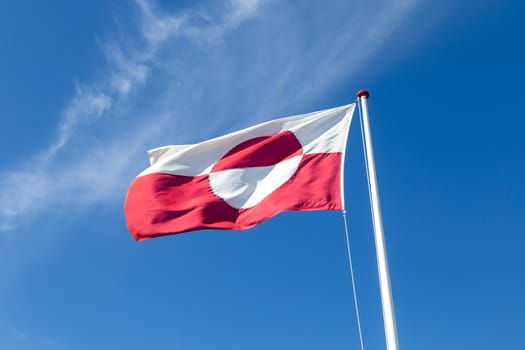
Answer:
top-left (0, 0), bottom-right (418, 234)
top-left (42, 89), bottom-right (112, 162)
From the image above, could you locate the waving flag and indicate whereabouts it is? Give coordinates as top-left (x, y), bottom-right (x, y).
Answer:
top-left (124, 104), bottom-right (355, 241)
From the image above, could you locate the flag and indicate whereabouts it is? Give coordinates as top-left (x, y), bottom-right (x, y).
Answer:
top-left (124, 104), bottom-right (355, 241)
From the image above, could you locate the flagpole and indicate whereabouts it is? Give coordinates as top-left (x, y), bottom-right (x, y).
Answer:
top-left (357, 90), bottom-right (400, 350)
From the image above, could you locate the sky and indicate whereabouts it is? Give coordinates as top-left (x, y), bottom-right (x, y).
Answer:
top-left (0, 0), bottom-right (524, 349)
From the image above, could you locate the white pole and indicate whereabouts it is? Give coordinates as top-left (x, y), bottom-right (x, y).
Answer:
top-left (357, 90), bottom-right (400, 350)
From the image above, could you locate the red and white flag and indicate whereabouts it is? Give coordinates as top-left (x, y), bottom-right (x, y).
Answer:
top-left (124, 104), bottom-right (355, 241)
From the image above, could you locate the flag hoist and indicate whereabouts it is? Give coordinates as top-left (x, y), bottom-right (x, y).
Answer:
top-left (124, 90), bottom-right (400, 350)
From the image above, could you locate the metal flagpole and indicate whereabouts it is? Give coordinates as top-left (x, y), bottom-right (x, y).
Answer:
top-left (357, 90), bottom-right (400, 350)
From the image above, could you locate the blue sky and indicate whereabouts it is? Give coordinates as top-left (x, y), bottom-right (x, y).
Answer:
top-left (1, 0), bottom-right (524, 349)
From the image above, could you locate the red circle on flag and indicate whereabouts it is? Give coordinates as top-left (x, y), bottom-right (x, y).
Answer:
top-left (209, 131), bottom-right (304, 209)
top-left (211, 130), bottom-right (303, 172)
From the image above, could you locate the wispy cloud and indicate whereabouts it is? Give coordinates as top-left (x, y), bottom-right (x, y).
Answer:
top-left (0, 0), bottom-right (263, 234)
top-left (43, 89), bottom-right (112, 162)
top-left (0, 0), bottom-right (419, 235)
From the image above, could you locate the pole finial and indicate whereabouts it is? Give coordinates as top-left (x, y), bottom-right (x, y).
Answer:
top-left (357, 90), bottom-right (370, 99)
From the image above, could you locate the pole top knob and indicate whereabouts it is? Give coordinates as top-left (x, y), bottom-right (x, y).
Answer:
top-left (357, 90), bottom-right (370, 99)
